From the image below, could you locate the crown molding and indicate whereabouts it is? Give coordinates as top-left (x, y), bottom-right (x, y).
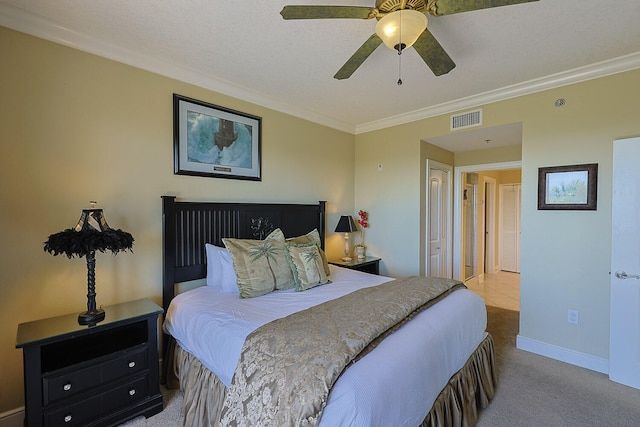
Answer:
top-left (2, 3), bottom-right (639, 136)
top-left (0, 4), bottom-right (356, 134)
top-left (355, 52), bottom-right (640, 134)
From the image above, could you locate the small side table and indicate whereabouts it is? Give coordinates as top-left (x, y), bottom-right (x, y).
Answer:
top-left (16, 298), bottom-right (164, 427)
top-left (329, 256), bottom-right (381, 275)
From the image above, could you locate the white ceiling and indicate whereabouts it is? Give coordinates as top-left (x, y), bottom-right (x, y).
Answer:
top-left (426, 121), bottom-right (522, 153)
top-left (2, 0), bottom-right (640, 149)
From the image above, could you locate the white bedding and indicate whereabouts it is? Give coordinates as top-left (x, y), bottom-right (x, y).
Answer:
top-left (164, 265), bottom-right (487, 426)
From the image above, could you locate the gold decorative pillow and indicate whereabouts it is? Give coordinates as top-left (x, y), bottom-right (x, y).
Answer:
top-left (286, 229), bottom-right (330, 276)
top-left (223, 229), bottom-right (296, 298)
top-left (286, 243), bottom-right (331, 291)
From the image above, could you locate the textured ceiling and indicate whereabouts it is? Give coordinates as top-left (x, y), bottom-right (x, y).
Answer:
top-left (1, 0), bottom-right (640, 143)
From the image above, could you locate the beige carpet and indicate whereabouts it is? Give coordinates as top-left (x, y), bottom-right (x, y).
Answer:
top-left (124, 305), bottom-right (640, 426)
top-left (120, 386), bottom-right (184, 426)
top-left (478, 305), bottom-right (640, 426)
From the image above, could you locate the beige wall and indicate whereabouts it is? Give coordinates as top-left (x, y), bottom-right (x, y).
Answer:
top-left (353, 119), bottom-right (441, 277)
top-left (0, 27), bottom-right (355, 412)
top-left (356, 68), bottom-right (640, 373)
top-left (516, 73), bottom-right (640, 360)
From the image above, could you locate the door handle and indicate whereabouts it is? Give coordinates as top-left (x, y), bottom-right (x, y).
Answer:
top-left (615, 270), bottom-right (640, 280)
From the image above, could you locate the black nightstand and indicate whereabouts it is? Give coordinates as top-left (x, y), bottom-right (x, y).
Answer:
top-left (16, 298), bottom-right (164, 427)
top-left (329, 256), bottom-right (381, 275)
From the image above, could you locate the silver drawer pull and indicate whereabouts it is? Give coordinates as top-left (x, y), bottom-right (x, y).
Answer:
top-left (129, 388), bottom-right (136, 396)
top-left (63, 383), bottom-right (72, 391)
top-left (64, 415), bottom-right (72, 423)
top-left (128, 361), bottom-right (136, 368)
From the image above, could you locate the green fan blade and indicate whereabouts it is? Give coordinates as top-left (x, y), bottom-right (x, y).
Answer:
top-left (334, 34), bottom-right (383, 80)
top-left (433, 0), bottom-right (539, 16)
top-left (412, 29), bottom-right (456, 76)
top-left (280, 6), bottom-right (375, 20)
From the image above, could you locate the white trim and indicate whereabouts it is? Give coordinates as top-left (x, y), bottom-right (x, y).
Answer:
top-left (517, 335), bottom-right (609, 375)
top-left (1, 3), bottom-right (639, 135)
top-left (0, 3), bottom-right (355, 135)
top-left (453, 161), bottom-right (522, 280)
top-left (0, 407), bottom-right (24, 427)
top-left (482, 176), bottom-right (497, 275)
top-left (356, 52), bottom-right (640, 134)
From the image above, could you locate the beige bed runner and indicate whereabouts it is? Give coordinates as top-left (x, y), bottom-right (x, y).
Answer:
top-left (220, 276), bottom-right (465, 426)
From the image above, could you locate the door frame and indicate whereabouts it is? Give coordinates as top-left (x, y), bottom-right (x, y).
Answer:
top-left (483, 176), bottom-right (497, 275)
top-left (425, 159), bottom-right (453, 278)
top-left (464, 180), bottom-right (479, 281)
top-left (453, 161), bottom-right (522, 281)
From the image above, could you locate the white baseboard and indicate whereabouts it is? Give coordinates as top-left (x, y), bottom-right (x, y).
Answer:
top-left (0, 407), bottom-right (24, 427)
top-left (516, 335), bottom-right (609, 374)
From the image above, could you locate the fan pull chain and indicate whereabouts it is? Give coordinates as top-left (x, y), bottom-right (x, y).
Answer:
top-left (397, 8), bottom-right (403, 86)
top-left (397, 51), bottom-right (403, 86)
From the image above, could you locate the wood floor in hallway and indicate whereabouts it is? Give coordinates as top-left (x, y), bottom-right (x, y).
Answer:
top-left (465, 271), bottom-right (520, 311)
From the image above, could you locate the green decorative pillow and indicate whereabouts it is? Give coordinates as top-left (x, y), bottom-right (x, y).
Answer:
top-left (223, 228), bottom-right (296, 298)
top-left (286, 243), bottom-right (331, 291)
top-left (286, 229), bottom-right (330, 276)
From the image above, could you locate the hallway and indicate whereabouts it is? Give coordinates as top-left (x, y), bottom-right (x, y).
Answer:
top-left (465, 271), bottom-right (520, 311)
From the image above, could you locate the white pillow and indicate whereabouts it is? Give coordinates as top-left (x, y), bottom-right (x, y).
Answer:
top-left (205, 243), bottom-right (238, 293)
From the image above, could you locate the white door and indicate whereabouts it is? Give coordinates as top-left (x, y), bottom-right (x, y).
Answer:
top-left (499, 184), bottom-right (521, 273)
top-left (429, 168), bottom-right (447, 277)
top-left (610, 136), bottom-right (640, 389)
top-left (427, 161), bottom-right (451, 278)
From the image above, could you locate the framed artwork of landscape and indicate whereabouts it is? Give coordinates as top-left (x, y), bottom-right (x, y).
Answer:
top-left (538, 163), bottom-right (598, 210)
top-left (173, 94), bottom-right (262, 180)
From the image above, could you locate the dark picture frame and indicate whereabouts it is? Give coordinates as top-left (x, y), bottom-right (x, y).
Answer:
top-left (538, 163), bottom-right (598, 210)
top-left (173, 94), bottom-right (262, 180)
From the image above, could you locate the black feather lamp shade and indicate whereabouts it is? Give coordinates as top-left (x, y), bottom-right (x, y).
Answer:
top-left (44, 204), bottom-right (134, 325)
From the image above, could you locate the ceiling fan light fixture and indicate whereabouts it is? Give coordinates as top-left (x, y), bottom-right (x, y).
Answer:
top-left (375, 9), bottom-right (428, 52)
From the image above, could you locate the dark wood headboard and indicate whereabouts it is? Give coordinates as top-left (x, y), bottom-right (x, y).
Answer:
top-left (161, 196), bottom-right (327, 313)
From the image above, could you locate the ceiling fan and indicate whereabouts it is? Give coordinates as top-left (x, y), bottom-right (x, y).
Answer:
top-left (280, 0), bottom-right (539, 80)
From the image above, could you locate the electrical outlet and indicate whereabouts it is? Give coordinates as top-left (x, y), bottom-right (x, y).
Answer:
top-left (568, 309), bottom-right (579, 325)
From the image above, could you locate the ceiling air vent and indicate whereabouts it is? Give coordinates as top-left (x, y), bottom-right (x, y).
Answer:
top-left (450, 109), bottom-right (482, 131)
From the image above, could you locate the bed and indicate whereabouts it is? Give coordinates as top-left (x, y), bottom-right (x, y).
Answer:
top-left (161, 196), bottom-right (496, 426)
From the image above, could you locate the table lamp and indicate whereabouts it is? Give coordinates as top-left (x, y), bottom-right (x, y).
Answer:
top-left (44, 202), bottom-right (134, 325)
top-left (334, 215), bottom-right (358, 262)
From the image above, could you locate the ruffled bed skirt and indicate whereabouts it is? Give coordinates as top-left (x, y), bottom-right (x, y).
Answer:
top-left (163, 334), bottom-right (496, 427)
top-left (421, 334), bottom-right (497, 427)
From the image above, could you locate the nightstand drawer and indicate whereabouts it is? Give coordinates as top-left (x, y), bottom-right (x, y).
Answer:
top-left (102, 345), bottom-right (148, 383)
top-left (103, 375), bottom-right (148, 413)
top-left (43, 345), bottom-right (148, 406)
top-left (43, 365), bottom-right (102, 405)
top-left (44, 394), bottom-right (102, 427)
